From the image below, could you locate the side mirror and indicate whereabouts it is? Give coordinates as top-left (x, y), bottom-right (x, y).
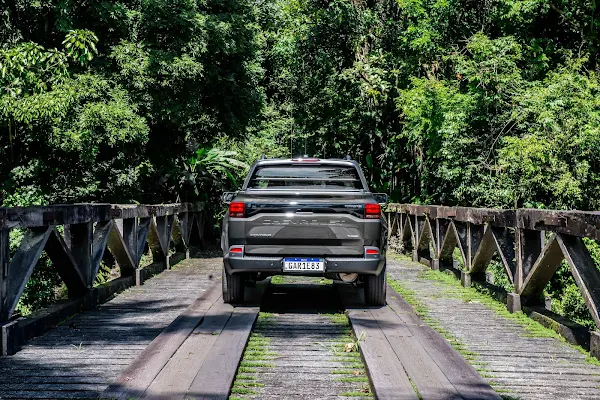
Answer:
top-left (221, 192), bottom-right (235, 204)
top-left (373, 193), bottom-right (388, 204)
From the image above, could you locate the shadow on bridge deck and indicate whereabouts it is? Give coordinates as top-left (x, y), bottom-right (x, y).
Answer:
top-left (0, 256), bottom-right (221, 399)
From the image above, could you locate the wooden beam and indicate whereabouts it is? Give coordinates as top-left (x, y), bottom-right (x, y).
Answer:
top-left (3, 227), bottom-right (52, 320)
top-left (340, 285), bottom-right (418, 400)
top-left (91, 220), bottom-right (114, 283)
top-left (149, 215), bottom-right (174, 260)
top-left (556, 234), bottom-right (600, 329)
top-left (439, 220), bottom-right (458, 262)
top-left (470, 225), bottom-right (495, 274)
top-left (401, 213), bottom-right (415, 253)
top-left (519, 235), bottom-right (563, 301)
top-left (0, 229), bottom-right (9, 321)
top-left (453, 221), bottom-right (468, 265)
top-left (517, 208), bottom-right (600, 241)
top-left (491, 227), bottom-right (516, 283)
top-left (69, 222), bottom-right (93, 287)
top-left (416, 217), bottom-right (433, 251)
top-left (45, 228), bottom-right (87, 298)
top-left (136, 217), bottom-right (151, 266)
top-left (107, 225), bottom-right (136, 277)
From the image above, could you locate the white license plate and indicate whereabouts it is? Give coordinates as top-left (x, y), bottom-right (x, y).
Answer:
top-left (283, 258), bottom-right (325, 272)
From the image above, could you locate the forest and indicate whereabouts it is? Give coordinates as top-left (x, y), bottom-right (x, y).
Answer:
top-left (1, 1), bottom-right (599, 324)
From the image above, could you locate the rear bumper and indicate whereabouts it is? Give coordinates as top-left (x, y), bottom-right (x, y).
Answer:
top-left (224, 253), bottom-right (386, 276)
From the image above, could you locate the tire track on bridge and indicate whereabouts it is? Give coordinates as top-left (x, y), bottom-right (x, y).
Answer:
top-left (230, 277), bottom-right (372, 400)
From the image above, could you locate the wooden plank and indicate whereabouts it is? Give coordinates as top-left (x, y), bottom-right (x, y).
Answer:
top-left (339, 285), bottom-right (419, 400)
top-left (141, 299), bottom-right (235, 400)
top-left (103, 280), bottom-right (222, 400)
top-left (186, 305), bottom-right (259, 399)
top-left (369, 306), bottom-right (463, 400)
top-left (185, 281), bottom-right (266, 399)
top-left (140, 280), bottom-right (266, 400)
top-left (386, 285), bottom-right (501, 400)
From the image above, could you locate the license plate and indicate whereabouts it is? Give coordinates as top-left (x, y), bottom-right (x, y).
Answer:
top-left (283, 258), bottom-right (325, 272)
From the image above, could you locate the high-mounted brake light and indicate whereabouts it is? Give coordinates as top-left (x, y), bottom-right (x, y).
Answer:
top-left (229, 202), bottom-right (245, 218)
top-left (365, 203), bottom-right (381, 219)
top-left (291, 158), bottom-right (320, 162)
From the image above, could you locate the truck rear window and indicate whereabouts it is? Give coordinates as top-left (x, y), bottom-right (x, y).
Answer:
top-left (248, 165), bottom-right (363, 190)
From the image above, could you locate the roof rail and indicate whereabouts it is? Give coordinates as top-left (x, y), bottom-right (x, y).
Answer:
top-left (260, 154), bottom-right (266, 160)
top-left (345, 155), bottom-right (351, 160)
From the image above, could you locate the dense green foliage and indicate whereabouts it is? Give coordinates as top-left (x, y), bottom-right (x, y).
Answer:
top-left (257, 0), bottom-right (600, 209)
top-left (2, 1), bottom-right (600, 325)
top-left (1, 0), bottom-right (267, 206)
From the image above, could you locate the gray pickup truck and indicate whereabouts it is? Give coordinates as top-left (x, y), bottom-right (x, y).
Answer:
top-left (220, 157), bottom-right (388, 305)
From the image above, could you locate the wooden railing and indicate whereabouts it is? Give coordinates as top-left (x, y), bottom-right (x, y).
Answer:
top-left (0, 203), bottom-right (208, 355)
top-left (386, 204), bottom-right (600, 356)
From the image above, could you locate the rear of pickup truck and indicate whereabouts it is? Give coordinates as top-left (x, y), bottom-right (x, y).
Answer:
top-left (221, 158), bottom-right (387, 305)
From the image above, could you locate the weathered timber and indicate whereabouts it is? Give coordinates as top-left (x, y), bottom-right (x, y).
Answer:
top-left (517, 208), bottom-right (600, 240)
top-left (519, 235), bottom-right (563, 302)
top-left (45, 228), bottom-right (87, 298)
top-left (0, 256), bottom-right (220, 398)
top-left (343, 282), bottom-right (500, 400)
top-left (386, 285), bottom-right (501, 400)
top-left (4, 227), bottom-right (53, 320)
top-left (339, 285), bottom-right (419, 400)
top-left (3, 251), bottom-right (188, 356)
top-left (186, 305), bottom-right (259, 400)
top-left (388, 258), bottom-right (600, 400)
top-left (387, 202), bottom-right (600, 339)
top-left (523, 305), bottom-right (590, 348)
top-left (103, 280), bottom-right (222, 400)
top-left (0, 202), bottom-right (208, 357)
top-left (0, 203), bottom-right (205, 230)
top-left (556, 234), bottom-right (600, 329)
top-left (108, 280), bottom-right (266, 400)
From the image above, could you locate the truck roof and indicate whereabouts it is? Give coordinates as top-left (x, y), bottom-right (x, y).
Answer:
top-left (253, 158), bottom-right (358, 167)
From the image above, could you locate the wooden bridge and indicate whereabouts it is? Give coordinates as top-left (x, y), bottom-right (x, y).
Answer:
top-left (0, 203), bottom-right (599, 399)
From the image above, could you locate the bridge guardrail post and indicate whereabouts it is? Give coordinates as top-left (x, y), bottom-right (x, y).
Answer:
top-left (432, 218), bottom-right (440, 270)
top-left (591, 332), bottom-right (600, 359)
top-left (0, 228), bottom-right (16, 356)
top-left (0, 228), bottom-right (8, 321)
top-left (412, 214), bottom-right (419, 263)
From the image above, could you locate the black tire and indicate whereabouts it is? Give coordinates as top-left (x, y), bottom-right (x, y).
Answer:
top-left (222, 267), bottom-right (244, 303)
top-left (364, 263), bottom-right (386, 306)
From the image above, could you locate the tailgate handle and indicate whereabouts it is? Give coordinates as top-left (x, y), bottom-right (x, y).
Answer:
top-left (295, 211), bottom-right (314, 215)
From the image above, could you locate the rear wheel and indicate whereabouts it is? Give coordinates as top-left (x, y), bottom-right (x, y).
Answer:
top-left (364, 263), bottom-right (386, 306)
top-left (222, 267), bottom-right (244, 303)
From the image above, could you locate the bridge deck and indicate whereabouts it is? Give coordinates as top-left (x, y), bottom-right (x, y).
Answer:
top-left (0, 255), bottom-right (598, 400)
top-left (0, 256), bottom-right (220, 399)
top-left (388, 257), bottom-right (600, 400)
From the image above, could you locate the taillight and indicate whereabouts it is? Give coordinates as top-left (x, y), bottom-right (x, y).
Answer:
top-left (229, 202), bottom-right (245, 218)
top-left (230, 247), bottom-right (243, 253)
top-left (365, 203), bottom-right (380, 219)
top-left (366, 248), bottom-right (379, 255)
